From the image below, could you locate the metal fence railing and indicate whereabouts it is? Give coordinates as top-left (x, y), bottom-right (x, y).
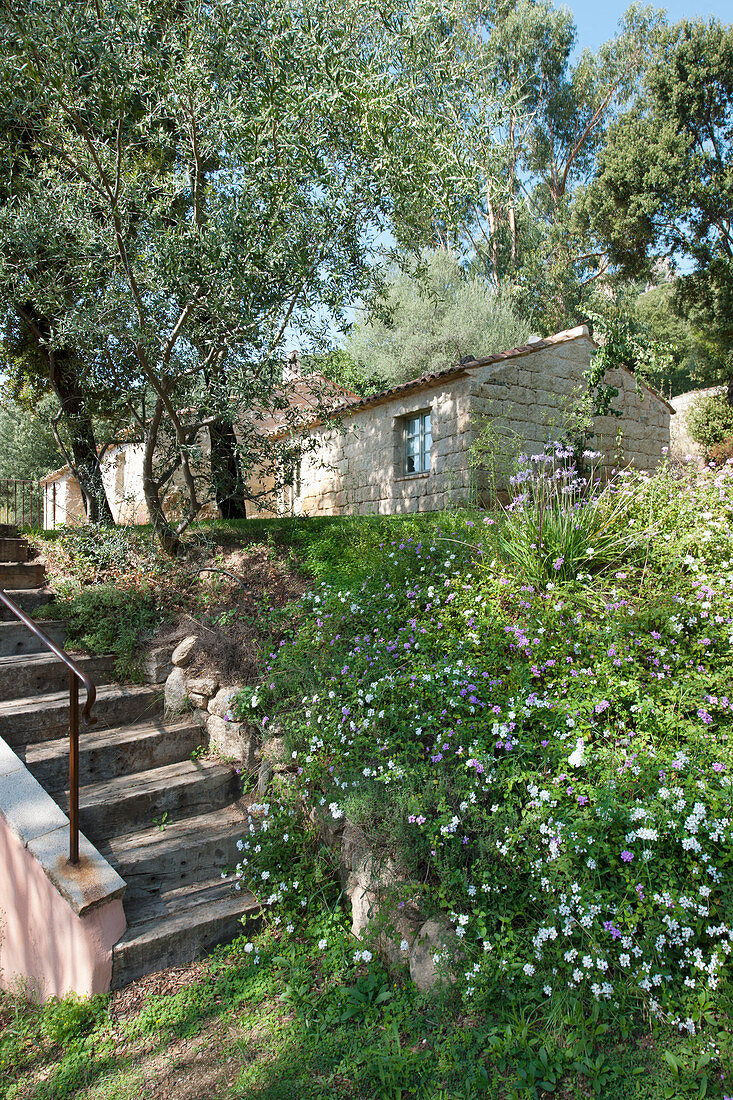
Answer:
top-left (0, 479), bottom-right (43, 528)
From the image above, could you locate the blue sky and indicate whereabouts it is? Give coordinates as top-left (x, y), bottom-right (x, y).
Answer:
top-left (568, 0), bottom-right (732, 53)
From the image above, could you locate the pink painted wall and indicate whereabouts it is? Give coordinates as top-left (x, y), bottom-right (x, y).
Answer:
top-left (0, 819), bottom-right (126, 1002)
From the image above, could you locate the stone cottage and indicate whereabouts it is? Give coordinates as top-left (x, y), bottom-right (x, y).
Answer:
top-left (251, 324), bottom-right (673, 517)
top-left (40, 325), bottom-right (673, 527)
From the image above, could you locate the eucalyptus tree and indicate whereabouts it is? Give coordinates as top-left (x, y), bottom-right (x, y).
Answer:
top-left (0, 0), bottom-right (469, 550)
top-left (401, 0), bottom-right (665, 332)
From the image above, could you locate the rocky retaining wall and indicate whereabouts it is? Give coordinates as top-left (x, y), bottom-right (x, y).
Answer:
top-left (161, 650), bottom-right (466, 992)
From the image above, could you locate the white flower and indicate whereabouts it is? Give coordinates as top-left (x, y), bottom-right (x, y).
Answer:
top-left (523, 963), bottom-right (535, 976)
top-left (568, 737), bottom-right (586, 768)
top-left (318, 938), bottom-right (328, 950)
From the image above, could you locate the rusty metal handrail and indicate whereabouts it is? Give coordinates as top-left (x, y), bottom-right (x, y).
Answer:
top-left (0, 588), bottom-right (96, 865)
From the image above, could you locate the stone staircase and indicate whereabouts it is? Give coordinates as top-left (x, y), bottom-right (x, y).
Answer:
top-left (0, 526), bottom-right (258, 988)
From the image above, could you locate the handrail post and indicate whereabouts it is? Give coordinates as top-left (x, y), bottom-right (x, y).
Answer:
top-left (0, 587), bottom-right (95, 864)
top-left (69, 671), bottom-right (79, 865)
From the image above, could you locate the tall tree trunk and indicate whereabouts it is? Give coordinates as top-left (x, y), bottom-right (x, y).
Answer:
top-left (208, 417), bottom-right (247, 518)
top-left (17, 304), bottom-right (115, 525)
top-left (51, 361), bottom-right (115, 525)
top-left (142, 398), bottom-right (181, 555)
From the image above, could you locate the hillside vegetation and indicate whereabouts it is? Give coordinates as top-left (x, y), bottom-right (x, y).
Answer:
top-left (2, 453), bottom-right (733, 1099)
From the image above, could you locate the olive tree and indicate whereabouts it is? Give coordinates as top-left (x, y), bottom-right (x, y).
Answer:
top-left (0, 0), bottom-right (468, 550)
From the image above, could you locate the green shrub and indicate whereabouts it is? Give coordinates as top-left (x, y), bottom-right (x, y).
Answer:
top-left (686, 391), bottom-right (733, 451)
top-left (495, 444), bottom-right (646, 584)
top-left (57, 584), bottom-right (158, 678)
top-left (228, 461), bottom-right (733, 1086)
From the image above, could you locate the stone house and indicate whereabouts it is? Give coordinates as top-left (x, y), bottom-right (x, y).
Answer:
top-left (40, 325), bottom-right (673, 527)
top-left (252, 324), bottom-right (673, 517)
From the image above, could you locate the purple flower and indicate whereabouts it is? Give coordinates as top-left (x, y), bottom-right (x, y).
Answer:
top-left (636, 884), bottom-right (645, 901)
top-left (577, 794), bottom-right (589, 805)
top-left (621, 850), bottom-right (634, 863)
top-left (713, 762), bottom-right (724, 773)
top-left (697, 708), bottom-right (713, 724)
top-left (595, 700), bottom-right (610, 714)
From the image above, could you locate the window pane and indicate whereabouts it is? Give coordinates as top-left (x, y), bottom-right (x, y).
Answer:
top-left (422, 413), bottom-right (431, 471)
top-left (403, 412), bottom-right (432, 475)
top-left (405, 417), bottom-right (419, 474)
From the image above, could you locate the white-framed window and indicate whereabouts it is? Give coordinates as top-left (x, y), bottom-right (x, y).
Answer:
top-left (403, 411), bottom-right (432, 475)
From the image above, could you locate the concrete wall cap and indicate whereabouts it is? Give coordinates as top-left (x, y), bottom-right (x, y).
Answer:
top-left (0, 738), bottom-right (24, 778)
top-left (0, 760), bottom-right (68, 844)
top-left (28, 826), bottom-right (126, 917)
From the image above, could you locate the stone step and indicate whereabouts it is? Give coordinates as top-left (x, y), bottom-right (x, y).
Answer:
top-left (0, 683), bottom-right (164, 746)
top-left (0, 562), bottom-right (45, 589)
top-left (99, 805), bottom-right (249, 900)
top-left (0, 589), bottom-right (54, 620)
top-left (0, 537), bottom-right (30, 563)
top-left (57, 758), bottom-right (241, 839)
top-left (0, 651), bottom-right (116, 701)
top-left (111, 877), bottom-right (259, 989)
top-left (24, 716), bottom-right (204, 793)
top-left (0, 619), bottom-right (67, 657)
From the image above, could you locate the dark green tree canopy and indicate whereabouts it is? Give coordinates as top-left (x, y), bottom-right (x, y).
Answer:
top-left (585, 17), bottom-right (733, 380)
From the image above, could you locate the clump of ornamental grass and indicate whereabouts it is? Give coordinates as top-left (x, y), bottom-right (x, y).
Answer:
top-left (495, 444), bottom-right (648, 584)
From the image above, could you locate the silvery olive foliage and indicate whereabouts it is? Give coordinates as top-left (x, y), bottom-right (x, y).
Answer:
top-left (0, 0), bottom-right (479, 549)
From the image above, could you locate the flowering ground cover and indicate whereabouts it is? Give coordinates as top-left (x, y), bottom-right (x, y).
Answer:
top-left (229, 454), bottom-right (733, 1097)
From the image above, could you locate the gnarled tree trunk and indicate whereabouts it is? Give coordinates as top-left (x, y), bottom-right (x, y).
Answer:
top-left (17, 304), bottom-right (115, 525)
top-left (209, 417), bottom-right (247, 519)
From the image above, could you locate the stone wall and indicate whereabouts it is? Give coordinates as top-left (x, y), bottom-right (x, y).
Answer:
top-left (41, 329), bottom-right (674, 527)
top-left (42, 443), bottom-right (217, 530)
top-left (469, 333), bottom-right (672, 497)
top-left (246, 379), bottom-right (475, 518)
top-left (42, 469), bottom-right (86, 528)
top-left (670, 386), bottom-right (721, 467)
